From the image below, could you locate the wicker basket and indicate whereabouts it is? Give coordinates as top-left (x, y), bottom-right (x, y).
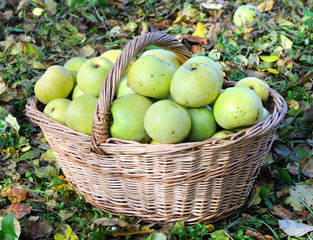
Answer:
top-left (26, 33), bottom-right (287, 224)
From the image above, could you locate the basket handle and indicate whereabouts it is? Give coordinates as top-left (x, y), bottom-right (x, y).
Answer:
top-left (91, 32), bottom-right (192, 154)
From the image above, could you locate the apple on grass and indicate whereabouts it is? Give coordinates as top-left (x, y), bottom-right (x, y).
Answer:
top-left (35, 65), bottom-right (74, 104)
top-left (65, 95), bottom-right (98, 135)
top-left (233, 4), bottom-right (261, 27)
top-left (43, 98), bottom-right (71, 125)
top-left (183, 56), bottom-right (223, 83)
top-left (170, 62), bottom-right (222, 107)
top-left (185, 106), bottom-right (217, 142)
top-left (110, 94), bottom-right (153, 143)
top-left (77, 57), bottom-right (113, 97)
top-left (141, 49), bottom-right (181, 70)
top-left (213, 87), bottom-right (263, 129)
top-left (235, 77), bottom-right (269, 102)
top-left (64, 57), bottom-right (87, 85)
top-left (128, 55), bottom-right (176, 99)
top-left (144, 100), bottom-right (191, 144)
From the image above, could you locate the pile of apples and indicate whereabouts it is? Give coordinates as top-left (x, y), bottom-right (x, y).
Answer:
top-left (35, 48), bottom-right (270, 144)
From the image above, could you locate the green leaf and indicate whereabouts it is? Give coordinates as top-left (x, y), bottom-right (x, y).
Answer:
top-left (278, 168), bottom-right (293, 184)
top-left (4, 114), bottom-right (20, 133)
top-left (16, 149), bottom-right (41, 161)
top-left (0, 213), bottom-right (19, 240)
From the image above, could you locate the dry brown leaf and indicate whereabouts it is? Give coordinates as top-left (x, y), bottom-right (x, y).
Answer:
top-left (245, 229), bottom-right (276, 240)
top-left (5, 203), bottom-right (32, 220)
top-left (272, 205), bottom-right (293, 220)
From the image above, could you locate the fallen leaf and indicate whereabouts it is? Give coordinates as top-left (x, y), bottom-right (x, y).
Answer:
top-left (259, 55), bottom-right (279, 63)
top-left (285, 184), bottom-right (313, 211)
top-left (93, 217), bottom-right (128, 227)
top-left (1, 186), bottom-right (27, 203)
top-left (5, 114), bottom-right (20, 133)
top-left (279, 34), bottom-right (293, 50)
top-left (184, 35), bottom-right (208, 45)
top-left (79, 45), bottom-right (95, 58)
top-left (25, 220), bottom-right (53, 239)
top-left (54, 224), bottom-right (78, 240)
top-left (5, 203), bottom-right (32, 220)
top-left (279, 220), bottom-right (313, 237)
top-left (0, 213), bottom-right (21, 240)
top-left (245, 229), bottom-right (275, 239)
top-left (201, 3), bottom-right (223, 10)
top-left (257, 1), bottom-right (274, 12)
top-left (272, 205), bottom-right (293, 220)
top-left (192, 22), bottom-right (208, 38)
top-left (32, 7), bottom-right (44, 16)
top-left (247, 184), bottom-right (262, 207)
top-left (44, 0), bottom-right (57, 15)
top-left (210, 229), bottom-right (229, 239)
top-left (124, 22), bottom-right (137, 33)
top-left (207, 22), bottom-right (225, 45)
top-left (157, 19), bottom-right (173, 31)
top-left (300, 155), bottom-right (313, 178)
top-left (113, 226), bottom-right (154, 237)
top-left (57, 209), bottom-right (76, 221)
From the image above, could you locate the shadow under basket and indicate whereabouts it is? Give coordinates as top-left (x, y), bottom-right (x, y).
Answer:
top-left (26, 33), bottom-right (287, 224)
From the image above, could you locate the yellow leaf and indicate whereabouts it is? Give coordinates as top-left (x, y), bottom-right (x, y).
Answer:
top-left (258, 68), bottom-right (279, 74)
top-left (192, 22), bottom-right (208, 38)
top-left (113, 226), bottom-right (154, 237)
top-left (257, 0), bottom-right (274, 12)
top-left (276, 16), bottom-right (294, 27)
top-left (259, 55), bottom-right (279, 63)
top-left (54, 224), bottom-right (78, 240)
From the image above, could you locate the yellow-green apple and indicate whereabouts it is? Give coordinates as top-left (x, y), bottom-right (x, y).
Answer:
top-left (100, 49), bottom-right (122, 63)
top-left (235, 77), bottom-right (269, 101)
top-left (71, 85), bottom-right (85, 100)
top-left (259, 107), bottom-right (270, 122)
top-left (185, 106), bottom-right (217, 142)
top-left (43, 98), bottom-right (71, 125)
top-left (149, 139), bottom-right (161, 145)
top-left (100, 49), bottom-right (132, 76)
top-left (110, 94), bottom-right (153, 143)
top-left (141, 49), bottom-right (181, 70)
top-left (64, 57), bottom-right (87, 85)
top-left (183, 56), bottom-right (223, 83)
top-left (210, 130), bottom-right (234, 139)
top-left (35, 65), bottom-right (74, 104)
top-left (170, 62), bottom-right (222, 107)
top-left (77, 57), bottom-right (113, 97)
top-left (233, 5), bottom-right (261, 27)
top-left (128, 55), bottom-right (176, 99)
top-left (115, 75), bottom-right (135, 98)
top-left (213, 87), bottom-right (263, 129)
top-left (65, 95), bottom-right (98, 135)
top-left (144, 100), bottom-right (191, 144)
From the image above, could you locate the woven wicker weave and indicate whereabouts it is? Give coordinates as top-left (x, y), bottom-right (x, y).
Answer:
top-left (26, 32), bottom-right (287, 224)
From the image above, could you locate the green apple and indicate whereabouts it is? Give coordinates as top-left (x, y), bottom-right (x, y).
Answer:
top-left (110, 94), bottom-right (153, 143)
top-left (35, 65), bottom-right (74, 104)
top-left (65, 95), bottom-right (98, 135)
top-left (115, 75), bottom-right (135, 98)
top-left (183, 56), bottom-right (223, 83)
top-left (64, 57), bottom-right (87, 85)
top-left (43, 98), bottom-right (71, 125)
top-left (213, 87), bottom-right (263, 129)
top-left (233, 5), bottom-right (261, 27)
top-left (185, 106), bottom-right (217, 142)
top-left (72, 85), bottom-right (85, 100)
top-left (144, 100), bottom-right (191, 144)
top-left (259, 107), bottom-right (270, 122)
top-left (100, 49), bottom-right (122, 63)
top-left (210, 130), bottom-right (234, 139)
top-left (77, 57), bottom-right (113, 97)
top-left (170, 62), bottom-right (222, 107)
top-left (235, 77), bottom-right (269, 102)
top-left (141, 49), bottom-right (181, 70)
top-left (128, 55), bottom-right (176, 99)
